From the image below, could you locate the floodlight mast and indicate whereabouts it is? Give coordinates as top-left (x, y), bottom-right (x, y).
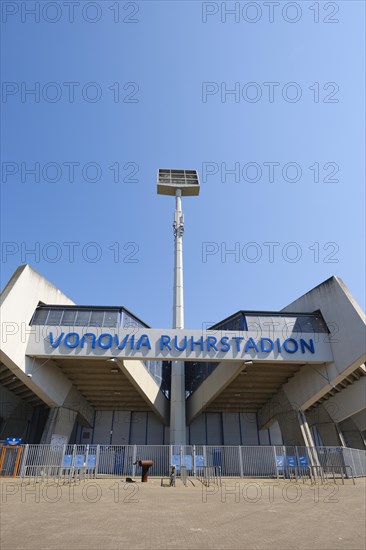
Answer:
top-left (170, 188), bottom-right (186, 445)
top-left (173, 189), bottom-right (184, 330)
top-left (157, 169), bottom-right (200, 445)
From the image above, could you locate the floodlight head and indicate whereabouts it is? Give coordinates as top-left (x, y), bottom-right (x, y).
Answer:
top-left (157, 169), bottom-right (200, 196)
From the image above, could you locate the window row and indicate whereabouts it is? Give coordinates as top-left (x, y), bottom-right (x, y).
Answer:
top-left (31, 308), bottom-right (145, 329)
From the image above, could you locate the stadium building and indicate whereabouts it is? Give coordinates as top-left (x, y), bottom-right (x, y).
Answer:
top-left (0, 170), bottom-right (365, 455)
top-left (0, 264), bottom-right (365, 451)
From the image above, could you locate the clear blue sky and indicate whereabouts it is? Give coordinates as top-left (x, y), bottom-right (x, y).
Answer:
top-left (1, 1), bottom-right (365, 328)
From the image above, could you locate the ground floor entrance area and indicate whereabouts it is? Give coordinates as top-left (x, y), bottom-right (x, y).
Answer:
top-left (2, 443), bottom-right (365, 482)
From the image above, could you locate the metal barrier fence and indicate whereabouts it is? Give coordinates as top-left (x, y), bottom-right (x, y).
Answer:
top-left (11, 444), bottom-right (366, 481)
top-left (0, 446), bottom-right (23, 477)
top-left (18, 444), bottom-right (97, 482)
top-left (197, 466), bottom-right (222, 487)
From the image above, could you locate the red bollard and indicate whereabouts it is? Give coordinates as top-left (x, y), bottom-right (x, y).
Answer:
top-left (138, 460), bottom-right (153, 482)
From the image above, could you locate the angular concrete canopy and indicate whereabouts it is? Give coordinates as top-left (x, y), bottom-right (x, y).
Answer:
top-left (0, 265), bottom-right (169, 427)
top-left (258, 276), bottom-right (366, 430)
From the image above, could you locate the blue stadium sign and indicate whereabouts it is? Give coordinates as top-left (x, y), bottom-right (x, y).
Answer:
top-left (26, 327), bottom-right (334, 363)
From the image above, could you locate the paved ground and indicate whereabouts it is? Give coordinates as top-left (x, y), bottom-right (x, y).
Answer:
top-left (1, 477), bottom-right (365, 550)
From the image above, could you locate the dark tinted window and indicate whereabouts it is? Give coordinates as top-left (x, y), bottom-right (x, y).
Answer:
top-left (61, 310), bottom-right (77, 325)
top-left (47, 310), bottom-right (63, 325)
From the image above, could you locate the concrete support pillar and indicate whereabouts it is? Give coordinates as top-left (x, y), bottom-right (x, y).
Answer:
top-left (259, 389), bottom-right (315, 446)
top-left (276, 410), bottom-right (310, 447)
top-left (170, 360), bottom-right (186, 445)
top-left (339, 417), bottom-right (366, 450)
top-left (298, 411), bottom-right (317, 448)
top-left (316, 423), bottom-right (343, 447)
top-left (306, 404), bottom-right (343, 447)
top-left (350, 410), bottom-right (366, 433)
top-left (40, 407), bottom-right (77, 444)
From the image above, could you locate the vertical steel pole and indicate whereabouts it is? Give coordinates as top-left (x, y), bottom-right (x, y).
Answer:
top-left (170, 189), bottom-right (186, 445)
top-left (173, 189), bottom-right (184, 330)
top-left (238, 446), bottom-right (244, 478)
top-left (19, 444), bottom-right (29, 478)
top-left (132, 444), bottom-right (137, 478)
top-left (193, 445), bottom-right (196, 477)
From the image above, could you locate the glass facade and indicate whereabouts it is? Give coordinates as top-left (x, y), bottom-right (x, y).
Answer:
top-left (30, 306), bottom-right (147, 329)
top-left (244, 313), bottom-right (329, 335)
top-left (210, 311), bottom-right (328, 333)
top-left (185, 361), bottom-right (217, 397)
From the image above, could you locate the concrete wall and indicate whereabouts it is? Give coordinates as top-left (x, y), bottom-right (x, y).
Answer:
top-left (189, 413), bottom-right (283, 445)
top-left (258, 277), bottom-right (366, 448)
top-left (0, 265), bottom-right (94, 437)
top-left (1, 265), bottom-right (75, 369)
top-left (339, 417), bottom-right (366, 450)
top-left (281, 276), bottom-right (366, 410)
top-left (72, 410), bottom-right (284, 446)
top-left (1, 265), bottom-right (73, 404)
top-left (74, 410), bottom-right (166, 445)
